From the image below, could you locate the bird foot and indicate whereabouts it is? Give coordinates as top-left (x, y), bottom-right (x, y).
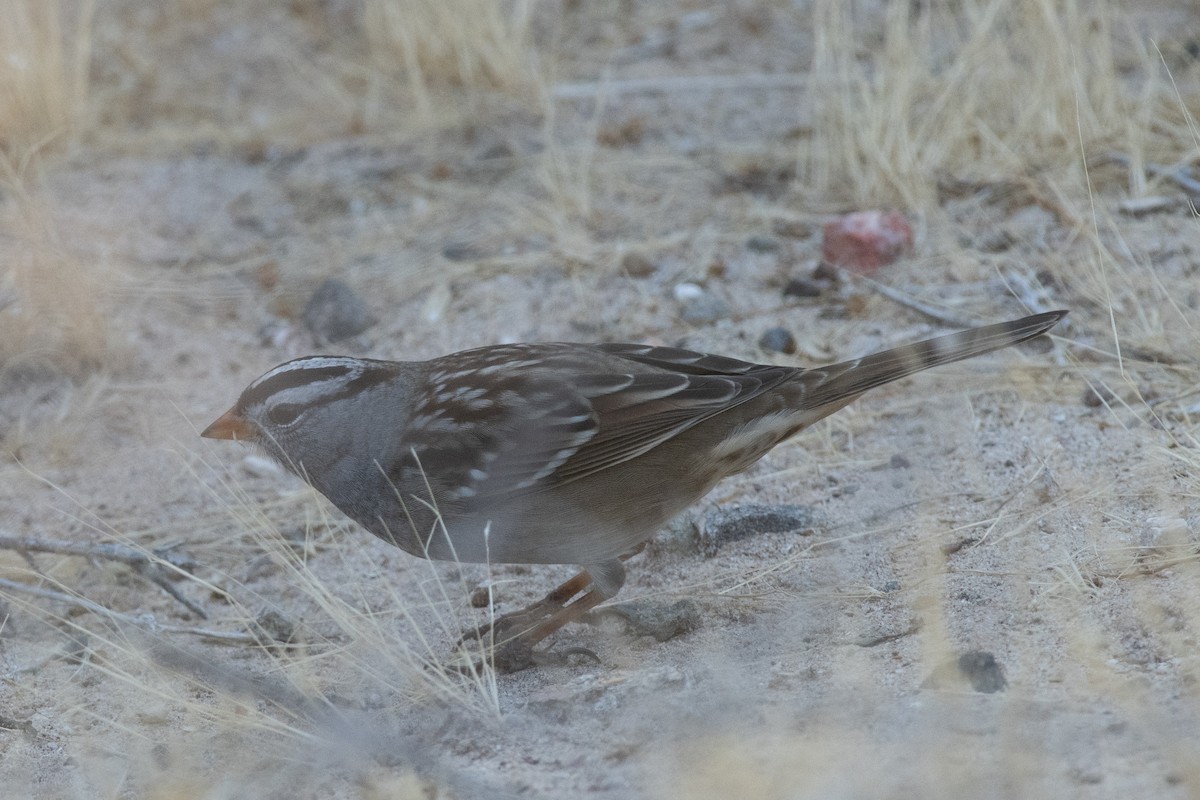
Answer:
top-left (457, 601), bottom-right (558, 647)
top-left (450, 568), bottom-right (618, 673)
top-left (447, 633), bottom-right (600, 674)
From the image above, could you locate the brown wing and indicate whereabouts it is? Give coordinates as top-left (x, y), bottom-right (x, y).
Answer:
top-left (401, 343), bottom-right (794, 505)
top-left (400, 310), bottom-right (1067, 506)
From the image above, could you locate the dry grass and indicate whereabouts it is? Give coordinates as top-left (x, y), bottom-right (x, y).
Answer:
top-left (1, 0), bottom-right (1198, 796)
top-left (800, 0), bottom-right (1194, 209)
top-left (207, 474), bottom-right (502, 714)
top-left (0, 167), bottom-right (113, 377)
top-left (0, 457), bottom-right (498, 797)
top-left (0, 374), bottom-right (115, 464)
top-left (799, 0), bottom-right (1198, 372)
top-left (364, 0), bottom-right (536, 122)
top-left (0, 0), bottom-right (94, 157)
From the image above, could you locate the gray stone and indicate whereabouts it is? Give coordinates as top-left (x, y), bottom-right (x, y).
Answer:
top-left (923, 650), bottom-right (1007, 693)
top-left (782, 277), bottom-right (823, 298)
top-left (758, 326), bottom-right (797, 354)
top-left (745, 234), bottom-right (780, 252)
top-left (302, 278), bottom-right (375, 343)
top-left (621, 250), bottom-right (657, 278)
top-left (587, 599), bottom-right (701, 642)
top-left (957, 651), bottom-right (1007, 693)
top-left (700, 504), bottom-right (815, 557)
top-left (678, 292), bottom-right (731, 324)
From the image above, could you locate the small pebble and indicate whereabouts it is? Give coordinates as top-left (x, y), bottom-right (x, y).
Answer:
top-left (745, 234), bottom-right (780, 253)
top-left (701, 504), bottom-right (814, 557)
top-left (675, 285), bottom-right (731, 324)
top-left (469, 585), bottom-right (492, 608)
top-left (257, 320), bottom-right (292, 348)
top-left (254, 609), bottom-right (296, 644)
top-left (302, 278), bottom-right (375, 343)
top-left (621, 251), bottom-right (657, 278)
top-left (441, 242), bottom-right (480, 261)
top-left (772, 218), bottom-right (812, 239)
top-left (677, 9), bottom-right (714, 31)
top-left (782, 278), bottom-right (823, 298)
top-left (587, 599), bottom-right (700, 642)
top-left (957, 651), bottom-right (1007, 693)
top-left (811, 261), bottom-right (841, 282)
top-left (680, 297), bottom-right (730, 324)
top-left (477, 141), bottom-right (515, 161)
top-left (889, 454), bottom-right (912, 469)
top-left (1082, 384), bottom-right (1116, 408)
top-left (821, 210), bottom-right (914, 274)
top-left (255, 260), bottom-right (280, 291)
top-left (758, 326), bottom-right (797, 355)
top-left (60, 632), bottom-right (91, 664)
top-left (1146, 516), bottom-right (1189, 550)
top-left (654, 513), bottom-right (701, 554)
top-left (923, 650), bottom-right (1007, 693)
top-left (975, 228), bottom-right (1014, 253)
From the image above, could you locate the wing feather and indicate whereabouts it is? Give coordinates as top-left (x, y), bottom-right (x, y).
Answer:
top-left (405, 342), bottom-right (796, 505)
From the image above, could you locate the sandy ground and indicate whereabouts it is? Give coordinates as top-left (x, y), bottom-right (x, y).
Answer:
top-left (2, 2), bottom-right (1199, 798)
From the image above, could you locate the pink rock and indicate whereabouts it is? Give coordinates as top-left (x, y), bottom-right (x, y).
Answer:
top-left (821, 211), bottom-right (914, 274)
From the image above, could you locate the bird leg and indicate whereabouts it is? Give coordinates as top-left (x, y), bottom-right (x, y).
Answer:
top-left (456, 545), bottom-right (644, 673)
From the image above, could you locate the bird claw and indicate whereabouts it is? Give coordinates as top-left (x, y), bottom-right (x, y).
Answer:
top-left (458, 606), bottom-right (550, 644)
top-left (445, 635), bottom-right (598, 675)
top-left (543, 646), bottom-right (601, 666)
top-left (449, 567), bottom-right (619, 673)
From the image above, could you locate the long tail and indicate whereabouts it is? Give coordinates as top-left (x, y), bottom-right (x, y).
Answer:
top-left (800, 310), bottom-right (1067, 408)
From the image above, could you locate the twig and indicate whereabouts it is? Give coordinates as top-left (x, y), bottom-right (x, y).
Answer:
top-left (1105, 152), bottom-right (1200, 197)
top-left (0, 577), bottom-right (256, 644)
top-left (144, 571), bottom-right (209, 619)
top-left (855, 277), bottom-right (977, 329)
top-left (1150, 164), bottom-right (1200, 197)
top-left (999, 268), bottom-right (1056, 315)
top-left (552, 72), bottom-right (808, 100)
top-left (0, 533), bottom-right (196, 571)
top-left (0, 532), bottom-right (207, 617)
top-left (0, 713), bottom-right (36, 736)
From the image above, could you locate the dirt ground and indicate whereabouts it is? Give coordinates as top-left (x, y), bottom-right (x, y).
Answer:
top-left (2, 1), bottom-right (1199, 798)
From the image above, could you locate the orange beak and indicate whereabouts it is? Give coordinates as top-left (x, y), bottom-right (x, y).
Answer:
top-left (201, 407), bottom-right (256, 441)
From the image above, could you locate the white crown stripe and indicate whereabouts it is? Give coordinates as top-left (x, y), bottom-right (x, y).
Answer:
top-left (250, 356), bottom-right (365, 387)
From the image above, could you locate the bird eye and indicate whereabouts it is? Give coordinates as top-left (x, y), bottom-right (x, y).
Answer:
top-left (266, 403), bottom-right (304, 427)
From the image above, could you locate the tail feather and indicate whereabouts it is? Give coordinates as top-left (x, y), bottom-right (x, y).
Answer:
top-left (801, 310), bottom-right (1067, 408)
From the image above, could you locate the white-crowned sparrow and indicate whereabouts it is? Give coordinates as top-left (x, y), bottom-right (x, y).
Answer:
top-left (203, 310), bottom-right (1066, 670)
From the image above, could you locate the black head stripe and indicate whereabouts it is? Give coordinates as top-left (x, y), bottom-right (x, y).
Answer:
top-left (239, 365), bottom-right (356, 410)
top-left (237, 358), bottom-right (400, 414)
